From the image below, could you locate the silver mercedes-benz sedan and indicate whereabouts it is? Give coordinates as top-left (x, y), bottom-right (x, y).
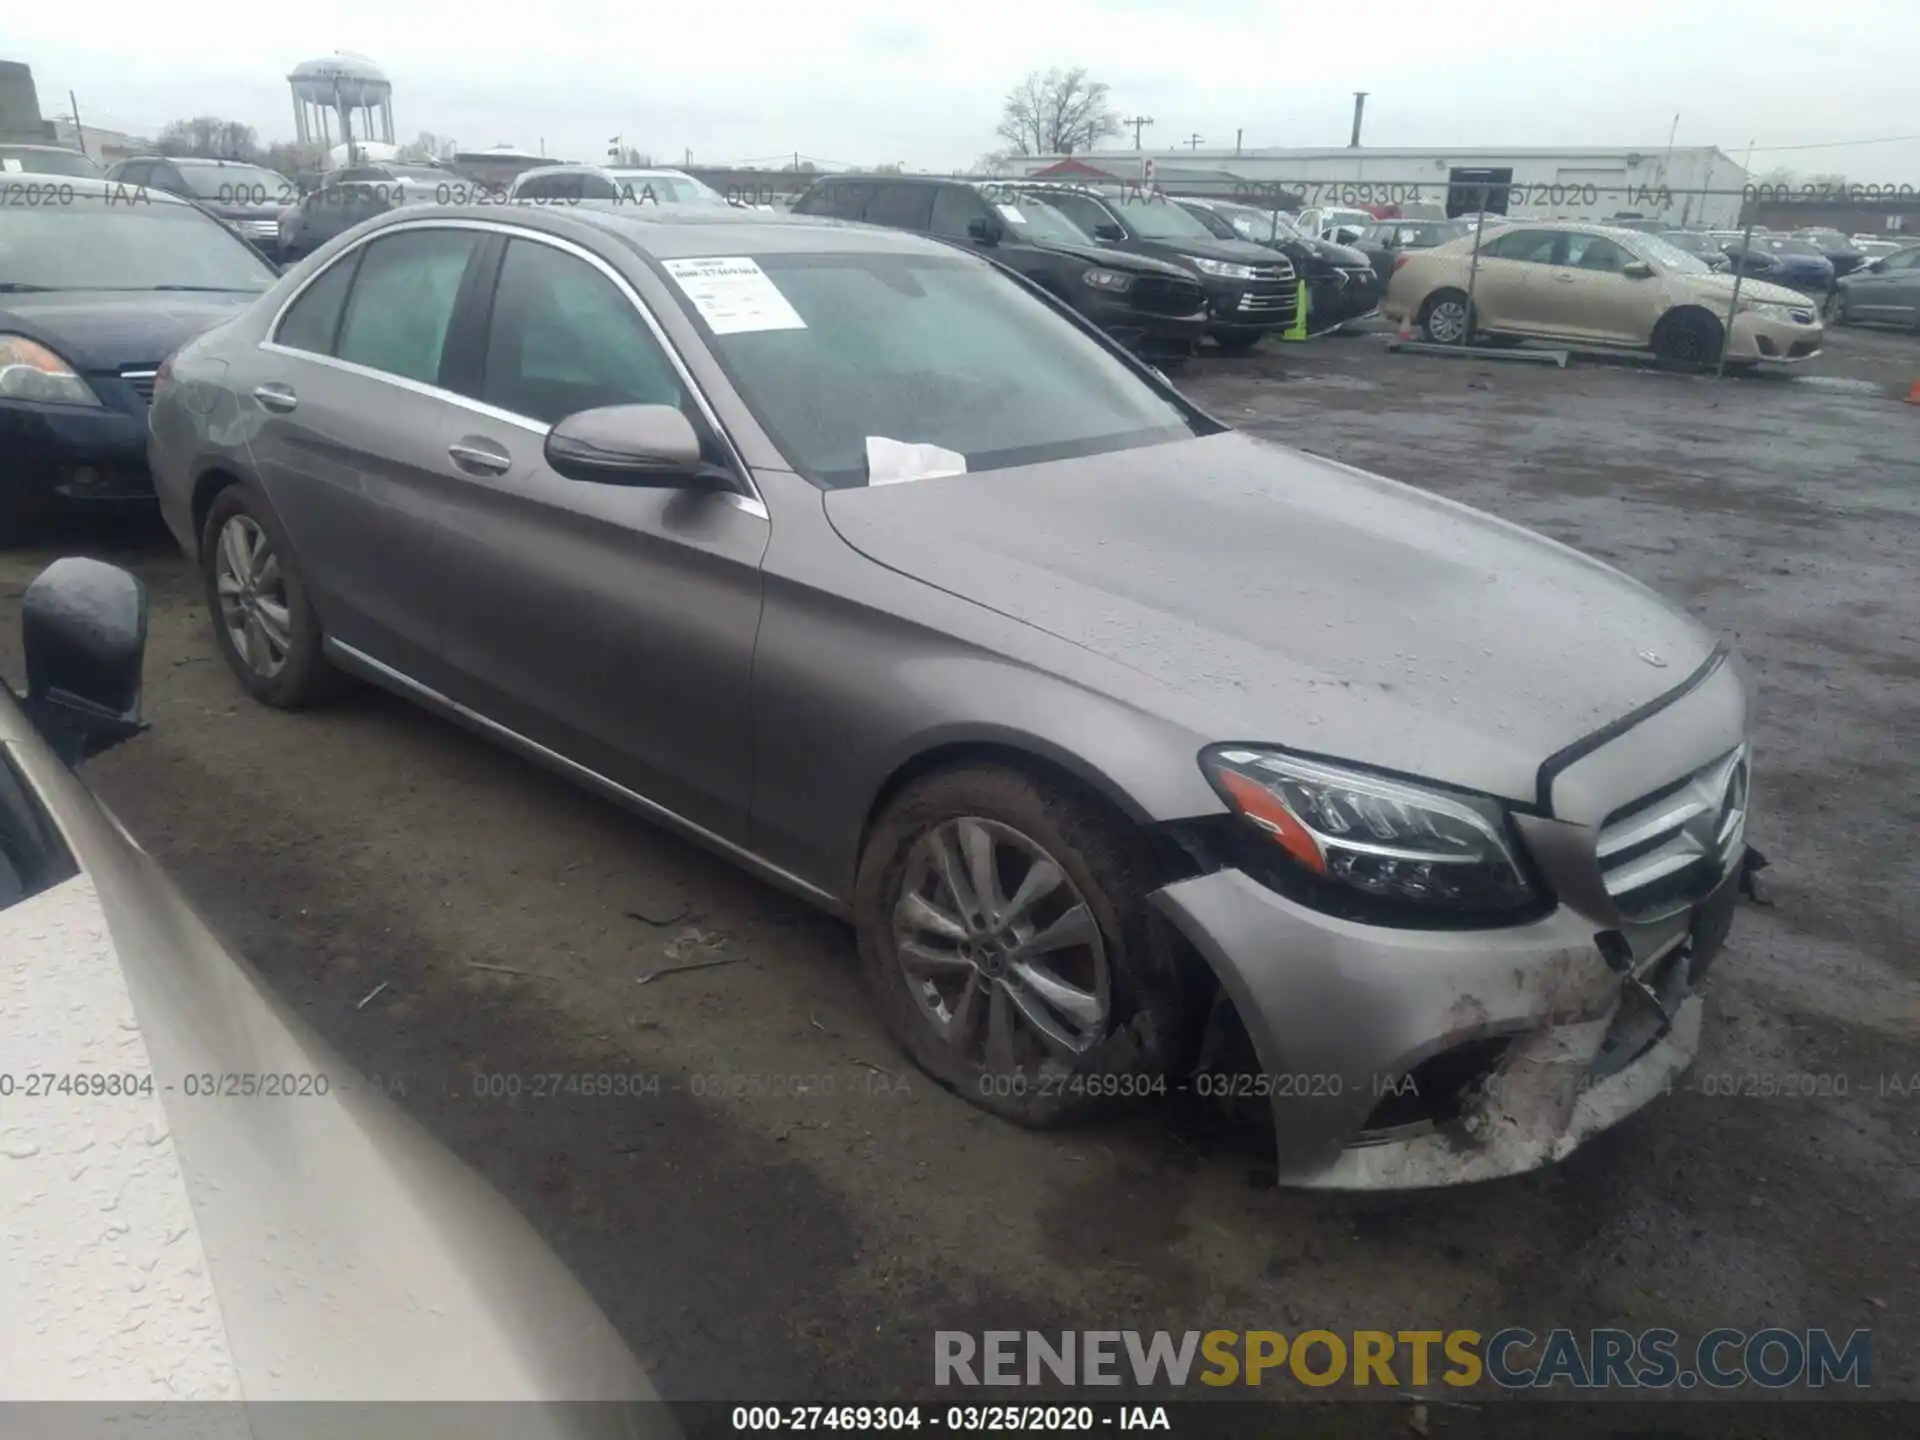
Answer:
top-left (147, 202), bottom-right (1757, 1190)
top-left (1, 559), bottom-right (673, 1432)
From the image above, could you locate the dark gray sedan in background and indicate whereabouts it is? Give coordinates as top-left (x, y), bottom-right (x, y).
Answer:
top-left (148, 202), bottom-right (1756, 1189)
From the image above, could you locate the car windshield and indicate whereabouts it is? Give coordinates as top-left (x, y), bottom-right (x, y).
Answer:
top-left (177, 164), bottom-right (294, 204)
top-left (995, 198), bottom-right (1094, 244)
top-left (1800, 230), bottom-right (1851, 250)
top-left (1215, 202), bottom-right (1298, 242)
top-left (0, 196), bottom-right (279, 292)
top-left (675, 250), bottom-right (1204, 487)
top-left (1106, 194), bottom-right (1215, 240)
top-left (0, 146), bottom-right (103, 178)
top-left (1761, 237), bottom-right (1824, 257)
top-left (1631, 232), bottom-right (1713, 274)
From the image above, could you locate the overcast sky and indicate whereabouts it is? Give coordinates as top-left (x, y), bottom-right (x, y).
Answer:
top-left (14, 0), bottom-right (1920, 180)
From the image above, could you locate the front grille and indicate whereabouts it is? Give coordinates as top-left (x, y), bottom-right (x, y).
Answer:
top-left (120, 368), bottom-right (158, 404)
top-left (1234, 288), bottom-right (1298, 316)
top-left (1130, 276), bottom-right (1207, 316)
top-left (1595, 744), bottom-right (1749, 921)
top-left (1246, 260), bottom-right (1295, 284)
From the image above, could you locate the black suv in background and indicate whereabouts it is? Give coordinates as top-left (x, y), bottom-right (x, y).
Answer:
top-left (1174, 197), bottom-right (1380, 336)
top-left (791, 176), bottom-right (1210, 362)
top-left (986, 182), bottom-right (1298, 350)
top-left (102, 156), bottom-right (296, 256)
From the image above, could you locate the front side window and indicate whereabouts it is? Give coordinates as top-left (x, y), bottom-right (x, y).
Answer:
top-left (479, 239), bottom-right (683, 424)
top-left (334, 229), bottom-right (483, 386)
top-left (670, 249), bottom-right (1208, 488)
top-left (0, 196), bottom-right (278, 293)
top-left (1043, 192), bottom-right (1116, 238)
top-left (1563, 234), bottom-right (1631, 272)
top-left (929, 185), bottom-right (991, 238)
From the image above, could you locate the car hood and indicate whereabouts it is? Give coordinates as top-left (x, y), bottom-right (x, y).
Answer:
top-left (1676, 273), bottom-right (1816, 308)
top-left (0, 289), bottom-right (258, 373)
top-left (1025, 237), bottom-right (1197, 280)
top-left (0, 707), bottom-right (671, 1419)
top-left (824, 431), bottom-right (1718, 803)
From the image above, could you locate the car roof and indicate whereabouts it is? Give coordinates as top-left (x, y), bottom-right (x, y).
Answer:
top-left (362, 200), bottom-right (938, 259)
top-left (515, 164), bottom-right (700, 182)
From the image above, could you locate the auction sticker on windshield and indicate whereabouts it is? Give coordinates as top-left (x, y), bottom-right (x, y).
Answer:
top-left (661, 256), bottom-right (806, 335)
top-left (995, 204), bottom-right (1026, 224)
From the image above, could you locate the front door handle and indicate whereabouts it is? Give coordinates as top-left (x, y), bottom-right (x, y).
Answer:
top-left (447, 438), bottom-right (512, 476)
top-left (252, 383), bottom-right (298, 413)
top-left (1552, 273), bottom-right (1576, 283)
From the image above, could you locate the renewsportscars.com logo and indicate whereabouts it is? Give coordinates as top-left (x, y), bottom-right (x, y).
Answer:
top-left (934, 1328), bottom-right (1874, 1391)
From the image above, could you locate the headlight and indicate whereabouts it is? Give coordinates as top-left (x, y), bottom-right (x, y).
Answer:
top-left (0, 334), bottom-right (101, 407)
top-left (1201, 747), bottom-right (1536, 913)
top-left (1188, 256), bottom-right (1258, 280)
top-left (1081, 267), bottom-right (1135, 293)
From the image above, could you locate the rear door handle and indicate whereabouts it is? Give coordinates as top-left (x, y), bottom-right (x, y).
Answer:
top-left (252, 383), bottom-right (298, 413)
top-left (447, 438), bottom-right (512, 476)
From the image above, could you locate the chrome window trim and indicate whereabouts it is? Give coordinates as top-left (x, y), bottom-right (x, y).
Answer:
top-left (324, 638), bottom-right (836, 913)
top-left (257, 216), bottom-right (764, 509)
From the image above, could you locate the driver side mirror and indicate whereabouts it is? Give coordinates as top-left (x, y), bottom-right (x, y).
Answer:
top-left (19, 559), bottom-right (149, 766)
top-left (1092, 223), bottom-right (1124, 243)
top-left (1867, 258), bottom-right (1887, 273)
top-left (544, 404), bottom-right (715, 489)
top-left (966, 216), bottom-right (1003, 246)
top-left (1621, 260), bottom-right (1655, 279)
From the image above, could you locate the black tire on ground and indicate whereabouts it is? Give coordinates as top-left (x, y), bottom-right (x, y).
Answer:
top-left (1212, 330), bottom-right (1266, 353)
top-left (1652, 308), bottom-right (1725, 370)
top-left (200, 484), bottom-right (348, 709)
top-left (1417, 289), bottom-right (1474, 345)
top-left (853, 764), bottom-right (1198, 1129)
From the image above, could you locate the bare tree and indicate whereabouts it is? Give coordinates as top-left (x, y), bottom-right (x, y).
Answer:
top-left (157, 116), bottom-right (261, 161)
top-left (995, 68), bottom-right (1119, 156)
top-left (972, 150), bottom-right (1015, 177)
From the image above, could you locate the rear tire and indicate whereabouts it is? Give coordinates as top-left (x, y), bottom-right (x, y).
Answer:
top-left (1652, 308), bottom-right (1724, 370)
top-left (201, 485), bottom-right (347, 709)
top-left (853, 765), bottom-right (1196, 1128)
top-left (1418, 289), bottom-right (1473, 345)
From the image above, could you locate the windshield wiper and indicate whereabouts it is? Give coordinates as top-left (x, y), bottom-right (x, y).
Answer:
top-left (0, 282), bottom-right (60, 292)
top-left (146, 284), bottom-right (256, 292)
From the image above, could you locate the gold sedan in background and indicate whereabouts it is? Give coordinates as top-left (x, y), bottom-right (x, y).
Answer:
top-left (1383, 221), bottom-right (1823, 368)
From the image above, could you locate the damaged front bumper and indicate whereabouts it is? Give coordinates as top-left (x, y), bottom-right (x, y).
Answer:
top-left (1150, 861), bottom-right (1742, 1190)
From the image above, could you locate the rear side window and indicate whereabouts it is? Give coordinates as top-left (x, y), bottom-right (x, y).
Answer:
top-left (275, 254), bottom-right (359, 354)
top-left (479, 239), bottom-right (683, 424)
top-left (864, 185), bottom-right (933, 230)
top-left (334, 229), bottom-right (483, 386)
top-left (1486, 229), bottom-right (1560, 264)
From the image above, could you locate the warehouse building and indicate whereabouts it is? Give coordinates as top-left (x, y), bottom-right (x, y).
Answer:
top-left (1004, 145), bottom-right (1752, 229)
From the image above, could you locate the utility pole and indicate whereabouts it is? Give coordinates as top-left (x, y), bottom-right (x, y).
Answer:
top-left (684, 147), bottom-right (692, 167)
top-left (1349, 91), bottom-right (1368, 148)
top-left (67, 91), bottom-right (87, 155)
top-left (1121, 115), bottom-right (1154, 150)
top-left (1235, 128), bottom-right (1243, 155)
top-left (1185, 133), bottom-right (1203, 151)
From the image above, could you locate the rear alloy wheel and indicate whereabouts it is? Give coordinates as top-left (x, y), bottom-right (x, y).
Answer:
top-left (202, 486), bottom-right (346, 708)
top-left (1653, 309), bottom-right (1725, 370)
top-left (854, 766), bottom-right (1194, 1127)
top-left (1419, 290), bottom-right (1472, 345)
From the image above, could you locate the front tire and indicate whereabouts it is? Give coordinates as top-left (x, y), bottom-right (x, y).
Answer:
top-left (201, 485), bottom-right (346, 708)
top-left (1653, 308), bottom-right (1725, 370)
top-left (853, 765), bottom-right (1193, 1128)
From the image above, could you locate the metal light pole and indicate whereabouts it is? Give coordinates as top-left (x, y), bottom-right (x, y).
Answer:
top-left (1349, 92), bottom-right (1368, 148)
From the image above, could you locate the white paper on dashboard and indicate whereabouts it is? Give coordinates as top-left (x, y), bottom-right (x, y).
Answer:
top-left (865, 437), bottom-right (968, 486)
top-left (660, 256), bottom-right (807, 335)
top-left (1, 159), bottom-right (22, 172)
top-left (994, 204), bottom-right (1025, 224)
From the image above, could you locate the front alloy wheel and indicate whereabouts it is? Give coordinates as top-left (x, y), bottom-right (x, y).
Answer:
top-left (891, 817), bottom-right (1111, 1073)
top-left (214, 513), bottom-right (291, 679)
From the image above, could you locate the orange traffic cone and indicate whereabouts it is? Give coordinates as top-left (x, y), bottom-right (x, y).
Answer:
top-left (1907, 377), bottom-right (1920, 405)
